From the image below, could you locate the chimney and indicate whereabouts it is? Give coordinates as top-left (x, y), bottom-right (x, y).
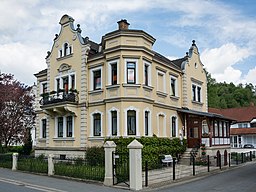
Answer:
top-left (117, 19), bottom-right (130, 30)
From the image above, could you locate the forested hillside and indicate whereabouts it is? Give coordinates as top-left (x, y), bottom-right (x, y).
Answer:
top-left (207, 72), bottom-right (256, 109)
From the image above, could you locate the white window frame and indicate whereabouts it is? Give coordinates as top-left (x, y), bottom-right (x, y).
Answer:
top-left (143, 61), bottom-right (152, 86)
top-left (54, 116), bottom-right (74, 138)
top-left (40, 81), bottom-right (47, 94)
top-left (124, 106), bottom-right (140, 136)
top-left (107, 59), bottom-right (119, 85)
top-left (192, 83), bottom-right (202, 103)
top-left (170, 76), bottom-right (178, 97)
top-left (157, 112), bottom-right (166, 136)
top-left (143, 108), bottom-right (152, 136)
top-left (171, 115), bottom-right (178, 137)
top-left (124, 59), bottom-right (138, 84)
top-left (40, 117), bottom-right (47, 138)
top-left (55, 72), bottom-right (76, 91)
top-left (58, 42), bottom-right (73, 58)
top-left (107, 107), bottom-right (120, 136)
top-left (90, 66), bottom-right (103, 91)
top-left (90, 110), bottom-right (103, 137)
top-left (157, 70), bottom-right (166, 93)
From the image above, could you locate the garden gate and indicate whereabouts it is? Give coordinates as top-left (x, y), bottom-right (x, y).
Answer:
top-left (112, 151), bottom-right (129, 186)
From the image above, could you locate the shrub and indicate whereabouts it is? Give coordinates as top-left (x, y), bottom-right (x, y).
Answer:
top-left (85, 146), bottom-right (104, 166)
top-left (105, 136), bottom-right (187, 169)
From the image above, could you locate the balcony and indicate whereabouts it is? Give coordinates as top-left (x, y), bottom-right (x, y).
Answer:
top-left (40, 90), bottom-right (79, 106)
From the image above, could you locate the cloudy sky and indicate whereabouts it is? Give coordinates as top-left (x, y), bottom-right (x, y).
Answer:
top-left (0, 0), bottom-right (256, 85)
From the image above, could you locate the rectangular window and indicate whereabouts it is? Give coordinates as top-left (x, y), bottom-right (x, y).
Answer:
top-left (111, 111), bottom-right (117, 136)
top-left (197, 87), bottom-right (201, 102)
top-left (93, 70), bottom-right (101, 90)
top-left (223, 122), bottom-right (227, 137)
top-left (172, 116), bottom-right (177, 137)
top-left (71, 75), bottom-right (75, 90)
top-left (214, 121), bottom-right (218, 137)
top-left (111, 63), bottom-right (117, 85)
top-left (219, 121), bottom-right (223, 137)
top-left (145, 111), bottom-right (149, 136)
top-left (42, 83), bottom-right (47, 94)
top-left (170, 78), bottom-right (176, 96)
top-left (66, 116), bottom-right (73, 137)
top-left (158, 73), bottom-right (164, 92)
top-left (56, 79), bottom-right (60, 92)
top-left (62, 76), bottom-right (69, 93)
top-left (58, 117), bottom-right (63, 137)
top-left (93, 114), bottom-right (101, 136)
top-left (127, 110), bottom-right (136, 135)
top-left (42, 119), bottom-right (46, 138)
top-left (144, 65), bottom-right (149, 86)
top-left (192, 85), bottom-right (196, 101)
top-left (127, 62), bottom-right (136, 84)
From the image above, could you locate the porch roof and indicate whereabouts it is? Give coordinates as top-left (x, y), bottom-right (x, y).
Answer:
top-left (230, 128), bottom-right (256, 135)
top-left (177, 108), bottom-right (234, 120)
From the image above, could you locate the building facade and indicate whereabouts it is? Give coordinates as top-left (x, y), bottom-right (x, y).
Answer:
top-left (210, 106), bottom-right (256, 148)
top-left (34, 15), bottom-right (230, 158)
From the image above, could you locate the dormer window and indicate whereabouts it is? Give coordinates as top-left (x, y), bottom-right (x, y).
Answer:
top-left (58, 42), bottom-right (73, 58)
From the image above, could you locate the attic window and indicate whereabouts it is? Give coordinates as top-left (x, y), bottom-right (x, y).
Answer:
top-left (58, 42), bottom-right (73, 58)
top-left (195, 63), bottom-right (198, 68)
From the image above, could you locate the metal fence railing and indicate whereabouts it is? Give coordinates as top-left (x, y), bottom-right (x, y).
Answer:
top-left (17, 155), bottom-right (48, 174)
top-left (143, 151), bottom-right (256, 187)
top-left (54, 157), bottom-right (105, 181)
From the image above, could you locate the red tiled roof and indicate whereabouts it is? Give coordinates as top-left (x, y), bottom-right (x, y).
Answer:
top-left (209, 106), bottom-right (256, 122)
top-left (230, 128), bottom-right (256, 135)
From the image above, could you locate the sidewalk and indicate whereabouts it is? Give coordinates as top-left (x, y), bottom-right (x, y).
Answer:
top-left (0, 168), bottom-right (126, 192)
top-left (142, 160), bottom-right (256, 191)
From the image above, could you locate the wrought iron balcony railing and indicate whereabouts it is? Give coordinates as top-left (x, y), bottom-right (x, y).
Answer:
top-left (39, 91), bottom-right (79, 106)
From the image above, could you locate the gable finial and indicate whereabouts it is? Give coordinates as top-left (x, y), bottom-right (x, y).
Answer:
top-left (192, 40), bottom-right (196, 46)
top-left (76, 24), bottom-right (82, 33)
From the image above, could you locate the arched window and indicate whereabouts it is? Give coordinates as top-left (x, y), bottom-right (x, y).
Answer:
top-left (127, 110), bottom-right (136, 135)
top-left (64, 43), bottom-right (69, 56)
top-left (93, 113), bottom-right (101, 136)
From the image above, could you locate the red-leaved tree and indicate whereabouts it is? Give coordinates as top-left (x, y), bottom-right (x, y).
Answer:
top-left (0, 73), bottom-right (35, 149)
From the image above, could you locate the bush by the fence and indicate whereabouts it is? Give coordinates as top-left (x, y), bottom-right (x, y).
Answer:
top-left (17, 155), bottom-right (48, 174)
top-left (85, 146), bottom-right (105, 166)
top-left (0, 153), bottom-right (12, 168)
top-left (105, 136), bottom-right (187, 169)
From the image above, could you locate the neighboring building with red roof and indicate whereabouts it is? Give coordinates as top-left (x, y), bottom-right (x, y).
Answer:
top-left (209, 106), bottom-right (256, 148)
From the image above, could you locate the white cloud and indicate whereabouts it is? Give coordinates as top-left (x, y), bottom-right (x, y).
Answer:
top-left (213, 66), bottom-right (242, 84)
top-left (244, 67), bottom-right (256, 85)
top-left (0, 42), bottom-right (47, 85)
top-left (201, 43), bottom-right (251, 74)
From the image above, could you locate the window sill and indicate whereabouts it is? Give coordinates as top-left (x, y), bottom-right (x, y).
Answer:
top-left (53, 137), bottom-right (75, 141)
top-left (156, 91), bottom-right (168, 97)
top-left (143, 85), bottom-right (153, 91)
top-left (89, 89), bottom-right (103, 94)
top-left (106, 84), bottom-right (120, 89)
top-left (38, 138), bottom-right (46, 141)
top-left (122, 83), bottom-right (141, 88)
top-left (88, 136), bottom-right (104, 140)
top-left (56, 53), bottom-right (73, 61)
top-left (170, 95), bottom-right (179, 100)
top-left (192, 100), bottom-right (204, 106)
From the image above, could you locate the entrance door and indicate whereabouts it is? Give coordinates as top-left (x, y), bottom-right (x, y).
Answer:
top-left (187, 117), bottom-right (201, 148)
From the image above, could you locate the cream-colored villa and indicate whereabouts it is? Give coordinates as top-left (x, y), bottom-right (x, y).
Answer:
top-left (34, 15), bottom-right (231, 158)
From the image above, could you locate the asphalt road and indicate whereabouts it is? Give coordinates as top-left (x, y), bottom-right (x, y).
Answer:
top-left (158, 162), bottom-right (256, 192)
top-left (0, 168), bottom-right (126, 192)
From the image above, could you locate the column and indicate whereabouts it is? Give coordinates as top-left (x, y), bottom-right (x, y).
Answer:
top-left (103, 141), bottom-right (116, 186)
top-left (48, 154), bottom-right (54, 176)
top-left (127, 139), bottom-right (143, 191)
top-left (12, 153), bottom-right (18, 171)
